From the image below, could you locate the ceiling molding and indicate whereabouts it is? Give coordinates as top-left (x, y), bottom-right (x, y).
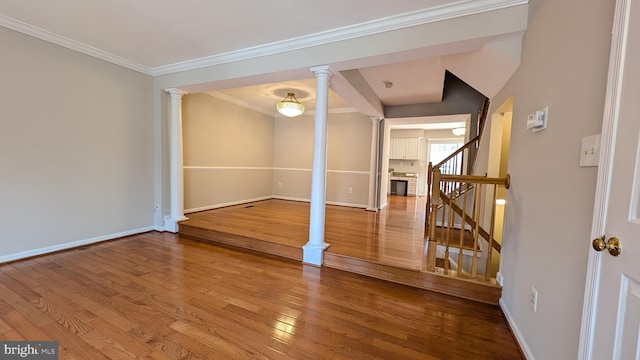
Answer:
top-left (204, 91), bottom-right (275, 116)
top-left (328, 107), bottom-right (359, 114)
top-left (0, 14), bottom-right (152, 75)
top-left (151, 0), bottom-right (528, 75)
top-left (206, 91), bottom-right (359, 117)
top-left (0, 0), bottom-right (526, 76)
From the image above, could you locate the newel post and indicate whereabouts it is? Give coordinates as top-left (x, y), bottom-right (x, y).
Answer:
top-left (426, 167), bottom-right (442, 272)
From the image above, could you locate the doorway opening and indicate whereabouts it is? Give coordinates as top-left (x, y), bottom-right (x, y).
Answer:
top-left (486, 96), bottom-right (513, 277)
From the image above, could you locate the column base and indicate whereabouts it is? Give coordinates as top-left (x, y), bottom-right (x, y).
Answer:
top-left (164, 215), bottom-right (189, 233)
top-left (302, 242), bottom-right (330, 266)
top-left (365, 207), bottom-right (379, 212)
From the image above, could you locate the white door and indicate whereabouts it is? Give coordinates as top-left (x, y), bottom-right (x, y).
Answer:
top-left (581, 0), bottom-right (640, 358)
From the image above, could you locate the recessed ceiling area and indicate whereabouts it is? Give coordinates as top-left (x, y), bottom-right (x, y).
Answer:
top-left (359, 57), bottom-right (446, 105)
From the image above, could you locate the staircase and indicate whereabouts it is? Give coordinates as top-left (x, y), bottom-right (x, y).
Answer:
top-left (424, 98), bottom-right (511, 284)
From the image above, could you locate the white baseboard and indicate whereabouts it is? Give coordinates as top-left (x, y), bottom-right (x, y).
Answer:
top-left (0, 226), bottom-right (155, 264)
top-left (326, 201), bottom-right (367, 209)
top-left (271, 195), bottom-right (309, 202)
top-left (500, 299), bottom-right (535, 360)
top-left (184, 196), bottom-right (273, 213)
top-left (271, 196), bottom-right (367, 209)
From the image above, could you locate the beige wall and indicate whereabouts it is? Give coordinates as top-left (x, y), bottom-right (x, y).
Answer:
top-left (183, 97), bottom-right (372, 209)
top-left (273, 112), bottom-right (372, 207)
top-left (0, 26), bottom-right (154, 260)
top-left (484, 0), bottom-right (614, 358)
top-left (182, 93), bottom-right (275, 211)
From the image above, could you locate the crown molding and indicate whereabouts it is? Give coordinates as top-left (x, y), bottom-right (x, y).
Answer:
top-left (204, 91), bottom-right (275, 116)
top-left (0, 14), bottom-right (153, 75)
top-left (151, 0), bottom-right (528, 75)
top-left (205, 91), bottom-right (359, 116)
top-left (0, 0), bottom-right (527, 76)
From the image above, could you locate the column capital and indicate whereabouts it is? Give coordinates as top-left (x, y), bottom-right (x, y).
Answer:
top-left (370, 116), bottom-right (383, 124)
top-left (309, 65), bottom-right (334, 77)
top-left (164, 88), bottom-right (188, 98)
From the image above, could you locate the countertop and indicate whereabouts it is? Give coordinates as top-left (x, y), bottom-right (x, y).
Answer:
top-left (390, 172), bottom-right (419, 178)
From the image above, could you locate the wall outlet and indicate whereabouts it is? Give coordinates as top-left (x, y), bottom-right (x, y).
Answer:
top-left (530, 286), bottom-right (538, 312)
top-left (278, 182), bottom-right (282, 188)
top-left (348, 187), bottom-right (353, 194)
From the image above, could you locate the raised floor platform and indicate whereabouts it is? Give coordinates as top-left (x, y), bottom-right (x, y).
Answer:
top-left (178, 196), bottom-right (501, 304)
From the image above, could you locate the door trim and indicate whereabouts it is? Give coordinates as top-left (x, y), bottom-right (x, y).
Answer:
top-left (579, 0), bottom-right (631, 357)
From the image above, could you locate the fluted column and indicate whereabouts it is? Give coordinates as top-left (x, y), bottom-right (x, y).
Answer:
top-left (164, 88), bottom-right (188, 233)
top-left (366, 117), bottom-right (382, 212)
top-left (303, 65), bottom-right (333, 265)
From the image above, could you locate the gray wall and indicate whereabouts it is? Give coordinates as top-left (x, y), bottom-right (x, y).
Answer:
top-left (481, 0), bottom-right (614, 358)
top-left (0, 26), bottom-right (154, 261)
top-left (386, 72), bottom-right (486, 138)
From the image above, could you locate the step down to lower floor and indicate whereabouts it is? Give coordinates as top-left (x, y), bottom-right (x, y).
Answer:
top-left (324, 253), bottom-right (501, 305)
top-left (179, 223), bottom-right (501, 305)
top-left (179, 223), bottom-right (302, 261)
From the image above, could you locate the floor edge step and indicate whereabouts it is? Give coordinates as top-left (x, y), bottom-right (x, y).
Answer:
top-left (179, 224), bottom-right (302, 261)
top-left (324, 253), bottom-right (501, 305)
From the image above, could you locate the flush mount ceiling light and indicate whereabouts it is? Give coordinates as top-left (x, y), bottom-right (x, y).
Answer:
top-left (452, 127), bottom-right (466, 136)
top-left (276, 92), bottom-right (305, 117)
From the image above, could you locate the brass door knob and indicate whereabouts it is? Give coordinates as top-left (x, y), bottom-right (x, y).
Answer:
top-left (592, 236), bottom-right (622, 256)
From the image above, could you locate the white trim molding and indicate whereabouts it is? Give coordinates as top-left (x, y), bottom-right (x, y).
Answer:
top-left (151, 0), bottom-right (528, 75)
top-left (500, 300), bottom-right (535, 359)
top-left (185, 196), bottom-right (272, 214)
top-left (272, 167), bottom-right (369, 175)
top-left (204, 92), bottom-right (358, 116)
top-left (0, 0), bottom-right (527, 75)
top-left (204, 91), bottom-right (275, 116)
top-left (184, 166), bottom-right (272, 171)
top-left (0, 227), bottom-right (155, 264)
top-left (579, 0), bottom-right (630, 357)
top-left (0, 14), bottom-right (151, 74)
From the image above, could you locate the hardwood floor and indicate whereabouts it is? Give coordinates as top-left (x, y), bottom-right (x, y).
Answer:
top-left (180, 196), bottom-right (502, 304)
top-left (182, 196), bottom-right (429, 270)
top-left (0, 232), bottom-right (523, 359)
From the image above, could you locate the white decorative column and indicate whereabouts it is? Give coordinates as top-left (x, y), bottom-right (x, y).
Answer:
top-left (164, 88), bottom-right (188, 233)
top-left (303, 65), bottom-right (333, 265)
top-left (366, 117), bottom-right (382, 212)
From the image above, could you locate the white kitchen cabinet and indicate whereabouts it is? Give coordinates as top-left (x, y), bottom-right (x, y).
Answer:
top-left (407, 177), bottom-right (417, 196)
top-left (390, 137), bottom-right (421, 160)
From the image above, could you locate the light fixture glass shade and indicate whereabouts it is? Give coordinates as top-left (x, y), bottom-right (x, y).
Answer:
top-left (276, 92), bottom-right (305, 117)
top-left (452, 127), bottom-right (466, 136)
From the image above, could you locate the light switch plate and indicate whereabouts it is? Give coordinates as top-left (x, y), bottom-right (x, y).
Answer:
top-left (580, 134), bottom-right (601, 167)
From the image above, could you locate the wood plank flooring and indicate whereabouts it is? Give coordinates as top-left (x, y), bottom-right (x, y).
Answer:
top-left (180, 196), bottom-right (501, 304)
top-left (182, 196), bottom-right (429, 270)
top-left (0, 232), bottom-right (523, 359)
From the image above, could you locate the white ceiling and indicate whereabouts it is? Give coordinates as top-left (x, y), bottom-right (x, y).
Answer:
top-left (0, 0), bottom-right (527, 123)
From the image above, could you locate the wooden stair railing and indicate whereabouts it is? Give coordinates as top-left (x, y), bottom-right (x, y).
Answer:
top-left (425, 167), bottom-right (510, 281)
top-left (424, 135), bottom-right (481, 236)
top-left (425, 98), bottom-right (490, 220)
